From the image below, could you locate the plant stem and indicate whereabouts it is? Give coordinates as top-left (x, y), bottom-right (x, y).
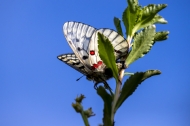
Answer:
top-left (127, 36), bottom-right (132, 50)
top-left (80, 111), bottom-right (90, 126)
top-left (111, 69), bottom-right (125, 125)
top-left (110, 37), bottom-right (131, 125)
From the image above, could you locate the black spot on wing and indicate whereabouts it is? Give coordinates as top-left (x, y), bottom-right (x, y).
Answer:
top-left (82, 55), bottom-right (88, 60)
top-left (79, 66), bottom-right (85, 69)
top-left (77, 47), bottom-right (81, 51)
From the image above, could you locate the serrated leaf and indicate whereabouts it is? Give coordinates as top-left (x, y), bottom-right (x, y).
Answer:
top-left (126, 25), bottom-right (156, 66)
top-left (154, 31), bottom-right (169, 42)
top-left (142, 4), bottom-right (167, 17)
top-left (132, 4), bottom-right (167, 35)
top-left (141, 70), bottom-right (161, 81)
top-left (152, 14), bottom-right (168, 24)
top-left (114, 17), bottom-right (123, 36)
top-left (122, 0), bottom-right (141, 37)
top-left (97, 86), bottom-right (113, 126)
top-left (128, 0), bottom-right (139, 12)
top-left (98, 33), bottom-right (119, 82)
top-left (115, 70), bottom-right (161, 111)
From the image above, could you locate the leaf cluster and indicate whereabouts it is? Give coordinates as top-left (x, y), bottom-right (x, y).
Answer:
top-left (72, 0), bottom-right (169, 126)
top-left (96, 0), bottom-right (169, 125)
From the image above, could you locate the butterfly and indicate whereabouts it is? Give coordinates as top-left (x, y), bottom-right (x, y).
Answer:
top-left (57, 21), bottom-right (129, 88)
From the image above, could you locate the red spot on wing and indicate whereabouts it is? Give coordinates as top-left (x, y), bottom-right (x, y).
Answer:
top-left (93, 64), bottom-right (98, 68)
top-left (91, 61), bottom-right (103, 70)
top-left (90, 50), bottom-right (95, 55)
top-left (97, 61), bottom-right (102, 65)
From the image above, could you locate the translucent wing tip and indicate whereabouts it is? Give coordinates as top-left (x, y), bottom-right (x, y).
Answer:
top-left (57, 55), bottom-right (62, 60)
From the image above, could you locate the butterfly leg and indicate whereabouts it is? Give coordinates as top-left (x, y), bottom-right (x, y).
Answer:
top-left (102, 80), bottom-right (112, 91)
top-left (94, 82), bottom-right (99, 89)
top-left (94, 81), bottom-right (111, 89)
top-left (102, 80), bottom-right (114, 95)
top-left (94, 80), bottom-right (113, 95)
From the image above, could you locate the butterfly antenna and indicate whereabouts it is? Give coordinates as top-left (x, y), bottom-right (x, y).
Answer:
top-left (76, 75), bottom-right (84, 81)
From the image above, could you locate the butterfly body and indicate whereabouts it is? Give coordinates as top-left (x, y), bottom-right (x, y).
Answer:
top-left (58, 21), bottom-right (129, 86)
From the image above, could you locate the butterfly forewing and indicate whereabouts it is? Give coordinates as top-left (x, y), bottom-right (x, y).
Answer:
top-left (57, 53), bottom-right (89, 76)
top-left (63, 22), bottom-right (97, 72)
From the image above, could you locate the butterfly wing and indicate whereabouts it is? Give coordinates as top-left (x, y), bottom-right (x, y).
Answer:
top-left (57, 53), bottom-right (88, 76)
top-left (62, 22), bottom-right (129, 78)
top-left (98, 29), bottom-right (129, 59)
top-left (63, 22), bottom-right (97, 72)
top-left (88, 28), bottom-right (129, 71)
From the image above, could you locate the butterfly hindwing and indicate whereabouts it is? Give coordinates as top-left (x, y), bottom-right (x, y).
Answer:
top-left (98, 29), bottom-right (128, 59)
top-left (88, 28), bottom-right (129, 71)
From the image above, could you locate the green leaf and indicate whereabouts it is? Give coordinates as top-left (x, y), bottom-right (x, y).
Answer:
top-left (115, 70), bottom-right (161, 111)
top-left (154, 31), bottom-right (169, 42)
top-left (126, 25), bottom-right (156, 66)
top-left (122, 0), bottom-right (141, 37)
top-left (152, 14), bottom-right (168, 24)
top-left (97, 86), bottom-right (113, 126)
top-left (124, 72), bottom-right (134, 76)
top-left (114, 17), bottom-right (123, 36)
top-left (128, 0), bottom-right (139, 12)
top-left (98, 33), bottom-right (119, 82)
top-left (132, 4), bottom-right (167, 34)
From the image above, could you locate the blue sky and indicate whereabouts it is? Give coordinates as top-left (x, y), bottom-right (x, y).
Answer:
top-left (0, 0), bottom-right (189, 126)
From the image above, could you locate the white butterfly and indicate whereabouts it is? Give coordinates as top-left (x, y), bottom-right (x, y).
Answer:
top-left (58, 21), bottom-right (129, 88)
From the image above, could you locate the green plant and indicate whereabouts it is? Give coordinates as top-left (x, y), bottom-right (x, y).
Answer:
top-left (71, 0), bottom-right (169, 125)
